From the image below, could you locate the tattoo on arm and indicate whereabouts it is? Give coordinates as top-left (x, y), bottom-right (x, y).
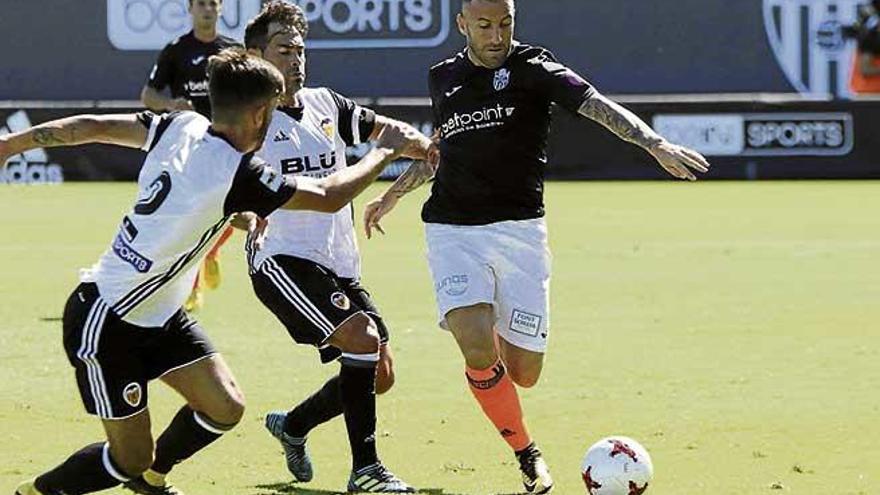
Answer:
top-left (578, 93), bottom-right (664, 150)
top-left (32, 127), bottom-right (70, 147)
top-left (386, 159), bottom-right (435, 199)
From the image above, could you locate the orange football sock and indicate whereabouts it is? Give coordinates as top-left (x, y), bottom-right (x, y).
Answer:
top-left (207, 226), bottom-right (234, 259)
top-left (466, 360), bottom-right (532, 452)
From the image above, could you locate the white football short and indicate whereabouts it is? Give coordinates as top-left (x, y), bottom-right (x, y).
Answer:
top-left (425, 218), bottom-right (551, 353)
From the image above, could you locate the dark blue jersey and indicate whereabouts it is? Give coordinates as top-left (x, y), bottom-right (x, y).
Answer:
top-left (423, 43), bottom-right (595, 225)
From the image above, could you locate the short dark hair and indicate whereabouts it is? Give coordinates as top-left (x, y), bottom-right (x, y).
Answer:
top-left (245, 1), bottom-right (309, 50)
top-left (189, 0), bottom-right (223, 6)
top-left (207, 48), bottom-right (284, 116)
top-left (461, 0), bottom-right (515, 11)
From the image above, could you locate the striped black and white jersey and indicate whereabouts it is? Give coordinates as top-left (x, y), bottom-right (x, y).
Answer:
top-left (80, 111), bottom-right (297, 327)
top-left (250, 87), bottom-right (376, 279)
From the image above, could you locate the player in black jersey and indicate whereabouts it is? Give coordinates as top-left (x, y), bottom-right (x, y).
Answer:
top-left (140, 0), bottom-right (242, 314)
top-left (140, 0), bottom-right (240, 117)
top-left (1, 50), bottom-right (424, 495)
top-left (364, 0), bottom-right (710, 492)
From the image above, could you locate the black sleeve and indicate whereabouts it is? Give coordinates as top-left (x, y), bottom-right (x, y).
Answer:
top-left (529, 49), bottom-right (596, 113)
top-left (223, 154), bottom-right (298, 217)
top-left (428, 70), bottom-right (442, 129)
top-left (147, 44), bottom-right (175, 91)
top-left (136, 111), bottom-right (158, 130)
top-left (135, 111), bottom-right (182, 152)
top-left (327, 89), bottom-right (377, 146)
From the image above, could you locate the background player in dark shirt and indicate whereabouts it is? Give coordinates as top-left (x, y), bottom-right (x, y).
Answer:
top-left (140, 0), bottom-right (241, 313)
top-left (363, 0), bottom-right (710, 492)
top-left (140, 0), bottom-right (240, 117)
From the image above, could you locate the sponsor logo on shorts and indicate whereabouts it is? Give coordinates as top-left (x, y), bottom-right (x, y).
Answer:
top-left (437, 274), bottom-right (468, 296)
top-left (113, 233), bottom-right (154, 273)
top-left (331, 291), bottom-right (351, 310)
top-left (123, 382), bottom-right (142, 407)
top-left (510, 309), bottom-right (542, 337)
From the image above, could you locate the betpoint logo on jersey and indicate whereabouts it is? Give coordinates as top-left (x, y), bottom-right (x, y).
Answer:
top-left (1, 110), bottom-right (64, 185)
top-left (763, 0), bottom-right (861, 97)
top-left (107, 0), bottom-right (262, 50)
top-left (291, 0), bottom-right (452, 49)
top-left (439, 104), bottom-right (516, 138)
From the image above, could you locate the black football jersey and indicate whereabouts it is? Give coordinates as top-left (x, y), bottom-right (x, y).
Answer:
top-left (423, 43), bottom-right (595, 225)
top-left (147, 31), bottom-right (241, 118)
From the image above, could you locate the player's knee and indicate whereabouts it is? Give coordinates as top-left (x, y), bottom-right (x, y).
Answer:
top-left (213, 394), bottom-right (246, 426)
top-left (461, 345), bottom-right (499, 371)
top-left (196, 389), bottom-right (246, 427)
top-left (507, 366), bottom-right (541, 388)
top-left (110, 441), bottom-right (155, 477)
top-left (333, 314), bottom-right (380, 355)
top-left (505, 359), bottom-right (543, 388)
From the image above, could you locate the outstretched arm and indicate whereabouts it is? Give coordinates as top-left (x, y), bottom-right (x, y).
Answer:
top-left (283, 122), bottom-right (418, 213)
top-left (141, 85), bottom-right (193, 113)
top-left (360, 119), bottom-right (440, 239)
top-left (369, 114), bottom-right (436, 162)
top-left (0, 114), bottom-right (148, 164)
top-left (578, 92), bottom-right (710, 180)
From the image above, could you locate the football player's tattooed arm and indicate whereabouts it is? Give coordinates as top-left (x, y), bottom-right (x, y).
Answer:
top-left (362, 154), bottom-right (437, 239)
top-left (577, 92), bottom-right (711, 181)
top-left (0, 114), bottom-right (148, 164)
top-left (577, 92), bottom-right (664, 151)
top-left (384, 158), bottom-right (436, 200)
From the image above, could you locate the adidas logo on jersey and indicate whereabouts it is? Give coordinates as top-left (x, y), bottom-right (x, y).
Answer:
top-left (273, 130), bottom-right (291, 142)
top-left (1, 110), bottom-right (65, 185)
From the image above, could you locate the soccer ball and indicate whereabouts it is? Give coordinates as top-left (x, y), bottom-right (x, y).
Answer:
top-left (580, 436), bottom-right (653, 495)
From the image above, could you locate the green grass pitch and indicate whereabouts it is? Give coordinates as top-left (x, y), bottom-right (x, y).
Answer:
top-left (1, 181), bottom-right (878, 495)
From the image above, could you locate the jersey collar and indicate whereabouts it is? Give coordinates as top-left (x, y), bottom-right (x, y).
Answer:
top-left (278, 106), bottom-right (305, 121)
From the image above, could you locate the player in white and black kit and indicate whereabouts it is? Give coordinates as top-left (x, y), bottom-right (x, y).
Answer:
top-left (364, 0), bottom-right (711, 492)
top-left (140, 0), bottom-right (242, 312)
top-left (240, 4), bottom-right (435, 492)
top-left (0, 50), bottom-right (422, 495)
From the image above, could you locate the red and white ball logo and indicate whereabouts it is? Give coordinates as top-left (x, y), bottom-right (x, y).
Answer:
top-left (581, 436), bottom-right (653, 495)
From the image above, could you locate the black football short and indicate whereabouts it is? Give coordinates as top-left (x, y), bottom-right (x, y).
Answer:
top-left (250, 255), bottom-right (389, 361)
top-left (62, 283), bottom-right (217, 419)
